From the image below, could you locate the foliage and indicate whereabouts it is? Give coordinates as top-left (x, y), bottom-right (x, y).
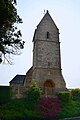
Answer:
top-left (58, 90), bottom-right (80, 119)
top-left (27, 81), bottom-right (41, 102)
top-left (27, 81), bottom-right (41, 110)
top-left (0, 98), bottom-right (41, 120)
top-left (71, 88), bottom-right (80, 100)
top-left (58, 100), bottom-right (80, 119)
top-left (58, 92), bottom-right (71, 103)
top-left (0, 86), bottom-right (11, 104)
top-left (36, 97), bottom-right (61, 118)
top-left (1, 96), bottom-right (80, 119)
top-left (0, 0), bottom-right (25, 64)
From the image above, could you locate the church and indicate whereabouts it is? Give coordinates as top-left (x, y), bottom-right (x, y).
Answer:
top-left (9, 11), bottom-right (66, 99)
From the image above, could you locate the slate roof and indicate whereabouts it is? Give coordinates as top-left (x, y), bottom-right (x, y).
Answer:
top-left (9, 75), bottom-right (26, 84)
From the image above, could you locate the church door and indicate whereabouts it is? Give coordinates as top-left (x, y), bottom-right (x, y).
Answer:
top-left (44, 80), bottom-right (55, 97)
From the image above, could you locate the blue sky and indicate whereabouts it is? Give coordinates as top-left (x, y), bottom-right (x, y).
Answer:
top-left (0, 0), bottom-right (80, 88)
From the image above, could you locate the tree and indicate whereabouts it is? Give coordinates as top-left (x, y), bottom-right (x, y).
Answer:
top-left (0, 0), bottom-right (25, 64)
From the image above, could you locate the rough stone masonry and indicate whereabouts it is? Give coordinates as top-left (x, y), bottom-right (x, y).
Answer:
top-left (10, 10), bottom-right (67, 98)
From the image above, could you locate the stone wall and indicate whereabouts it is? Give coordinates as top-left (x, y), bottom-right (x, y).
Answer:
top-left (11, 84), bottom-right (26, 99)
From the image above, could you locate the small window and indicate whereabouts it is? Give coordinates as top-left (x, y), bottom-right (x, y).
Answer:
top-left (46, 32), bottom-right (49, 39)
top-left (48, 62), bottom-right (50, 67)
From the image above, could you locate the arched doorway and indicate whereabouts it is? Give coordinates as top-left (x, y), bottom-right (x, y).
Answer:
top-left (44, 80), bottom-right (55, 97)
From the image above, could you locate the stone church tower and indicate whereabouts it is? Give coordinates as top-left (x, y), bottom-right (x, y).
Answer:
top-left (32, 10), bottom-right (66, 97)
top-left (10, 11), bottom-right (66, 98)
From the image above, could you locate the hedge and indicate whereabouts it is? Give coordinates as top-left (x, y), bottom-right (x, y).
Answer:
top-left (0, 86), bottom-right (11, 104)
top-left (71, 88), bottom-right (80, 100)
top-left (58, 92), bottom-right (71, 102)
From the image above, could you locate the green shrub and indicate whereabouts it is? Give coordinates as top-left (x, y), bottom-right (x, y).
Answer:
top-left (0, 86), bottom-right (11, 104)
top-left (0, 98), bottom-right (41, 120)
top-left (58, 100), bottom-right (80, 119)
top-left (27, 81), bottom-right (41, 110)
top-left (71, 88), bottom-right (80, 100)
top-left (58, 92), bottom-right (71, 102)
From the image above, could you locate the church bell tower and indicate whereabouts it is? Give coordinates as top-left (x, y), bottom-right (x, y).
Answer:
top-left (32, 10), bottom-right (66, 97)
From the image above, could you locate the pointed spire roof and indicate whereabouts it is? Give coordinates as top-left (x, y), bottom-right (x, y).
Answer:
top-left (37, 10), bottom-right (58, 30)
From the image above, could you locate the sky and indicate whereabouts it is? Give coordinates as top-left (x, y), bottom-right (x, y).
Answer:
top-left (0, 0), bottom-right (80, 88)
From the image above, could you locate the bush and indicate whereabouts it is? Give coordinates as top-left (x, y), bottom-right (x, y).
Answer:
top-left (36, 97), bottom-right (61, 117)
top-left (58, 92), bottom-right (71, 102)
top-left (0, 98), bottom-right (41, 120)
top-left (71, 88), bottom-right (80, 100)
top-left (0, 86), bottom-right (11, 104)
top-left (27, 81), bottom-right (41, 110)
top-left (58, 100), bottom-right (80, 119)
